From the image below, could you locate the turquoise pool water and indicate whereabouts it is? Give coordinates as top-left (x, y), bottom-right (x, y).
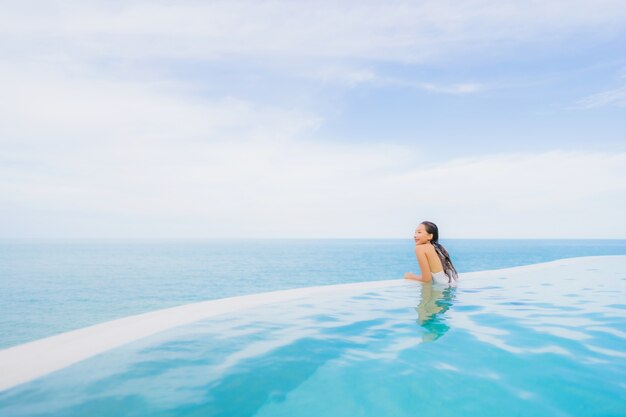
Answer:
top-left (1, 255), bottom-right (624, 416)
top-left (1, 239), bottom-right (626, 348)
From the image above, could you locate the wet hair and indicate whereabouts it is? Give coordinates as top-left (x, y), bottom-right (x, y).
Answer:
top-left (420, 221), bottom-right (459, 282)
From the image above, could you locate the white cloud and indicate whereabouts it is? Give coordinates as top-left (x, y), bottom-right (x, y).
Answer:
top-left (572, 66), bottom-right (626, 109)
top-left (4, 0), bottom-right (620, 97)
top-left (574, 85), bottom-right (626, 109)
top-left (0, 64), bottom-right (321, 146)
top-left (303, 66), bottom-right (378, 87)
top-left (2, 1), bottom-right (625, 66)
top-left (417, 82), bottom-right (484, 94)
top-left (301, 68), bottom-right (485, 95)
top-left (2, 104), bottom-right (625, 238)
top-left (1, 57), bottom-right (625, 239)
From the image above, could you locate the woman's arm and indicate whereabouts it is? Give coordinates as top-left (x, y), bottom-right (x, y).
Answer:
top-left (415, 245), bottom-right (432, 282)
top-left (404, 272), bottom-right (423, 281)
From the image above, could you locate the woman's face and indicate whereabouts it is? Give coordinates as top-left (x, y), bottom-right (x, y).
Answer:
top-left (414, 223), bottom-right (433, 245)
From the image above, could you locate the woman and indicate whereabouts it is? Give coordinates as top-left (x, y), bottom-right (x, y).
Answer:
top-left (404, 221), bottom-right (459, 284)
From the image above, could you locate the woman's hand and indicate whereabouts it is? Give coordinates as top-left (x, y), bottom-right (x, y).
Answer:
top-left (404, 272), bottom-right (422, 281)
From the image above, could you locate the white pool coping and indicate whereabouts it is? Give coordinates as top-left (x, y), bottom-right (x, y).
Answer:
top-left (0, 254), bottom-right (624, 392)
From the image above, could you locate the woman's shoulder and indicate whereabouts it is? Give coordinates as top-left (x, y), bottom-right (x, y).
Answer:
top-left (415, 243), bottom-right (436, 253)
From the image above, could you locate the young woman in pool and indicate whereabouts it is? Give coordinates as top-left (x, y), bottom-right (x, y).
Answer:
top-left (404, 221), bottom-right (459, 284)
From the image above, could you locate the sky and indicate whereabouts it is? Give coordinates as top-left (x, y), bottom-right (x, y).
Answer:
top-left (1, 0), bottom-right (625, 239)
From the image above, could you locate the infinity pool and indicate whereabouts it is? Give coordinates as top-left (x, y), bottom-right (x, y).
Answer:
top-left (1, 255), bottom-right (625, 417)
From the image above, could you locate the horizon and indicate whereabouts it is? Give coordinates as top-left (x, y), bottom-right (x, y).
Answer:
top-left (2, 236), bottom-right (626, 241)
top-left (1, 1), bottom-right (625, 239)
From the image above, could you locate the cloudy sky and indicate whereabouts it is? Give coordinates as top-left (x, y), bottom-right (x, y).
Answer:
top-left (1, 0), bottom-right (625, 238)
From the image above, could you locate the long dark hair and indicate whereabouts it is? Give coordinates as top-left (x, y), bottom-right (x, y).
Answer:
top-left (421, 221), bottom-right (458, 282)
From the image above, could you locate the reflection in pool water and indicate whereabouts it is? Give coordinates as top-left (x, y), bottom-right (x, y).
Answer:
top-left (415, 283), bottom-right (457, 343)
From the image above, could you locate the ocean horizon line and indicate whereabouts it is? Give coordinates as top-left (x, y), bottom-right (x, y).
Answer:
top-left (2, 237), bottom-right (626, 241)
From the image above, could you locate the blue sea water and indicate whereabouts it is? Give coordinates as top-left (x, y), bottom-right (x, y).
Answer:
top-left (1, 239), bottom-right (625, 349)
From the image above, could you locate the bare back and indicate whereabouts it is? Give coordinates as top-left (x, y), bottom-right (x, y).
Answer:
top-left (423, 243), bottom-right (444, 274)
